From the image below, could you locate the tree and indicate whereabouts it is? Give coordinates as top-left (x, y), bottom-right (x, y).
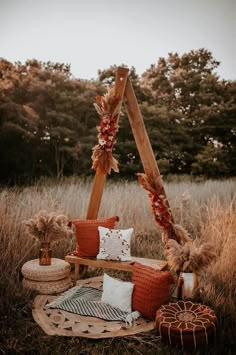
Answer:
top-left (0, 59), bottom-right (100, 183)
top-left (191, 143), bottom-right (230, 177)
top-left (141, 49), bottom-right (236, 176)
top-left (0, 53), bottom-right (235, 184)
top-left (0, 59), bottom-right (40, 183)
top-left (142, 49), bottom-right (220, 112)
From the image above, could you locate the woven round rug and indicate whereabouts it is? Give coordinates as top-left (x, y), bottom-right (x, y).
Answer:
top-left (22, 258), bottom-right (71, 281)
top-left (32, 276), bottom-right (155, 338)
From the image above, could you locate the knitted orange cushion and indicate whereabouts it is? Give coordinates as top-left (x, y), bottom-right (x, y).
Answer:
top-left (70, 216), bottom-right (119, 257)
top-left (132, 262), bottom-right (174, 320)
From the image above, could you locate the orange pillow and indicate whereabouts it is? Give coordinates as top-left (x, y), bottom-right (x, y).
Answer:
top-left (70, 216), bottom-right (119, 257)
top-left (132, 262), bottom-right (174, 320)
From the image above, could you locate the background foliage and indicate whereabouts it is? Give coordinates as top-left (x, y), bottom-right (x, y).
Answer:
top-left (0, 49), bottom-right (235, 184)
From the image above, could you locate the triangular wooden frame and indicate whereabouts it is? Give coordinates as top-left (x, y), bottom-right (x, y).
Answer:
top-left (86, 67), bottom-right (176, 241)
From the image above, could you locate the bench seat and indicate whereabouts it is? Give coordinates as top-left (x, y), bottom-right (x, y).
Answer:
top-left (65, 255), bottom-right (168, 286)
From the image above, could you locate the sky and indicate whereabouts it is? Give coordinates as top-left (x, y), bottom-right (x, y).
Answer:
top-left (0, 0), bottom-right (235, 80)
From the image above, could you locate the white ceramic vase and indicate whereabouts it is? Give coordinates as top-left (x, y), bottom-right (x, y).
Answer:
top-left (180, 272), bottom-right (199, 300)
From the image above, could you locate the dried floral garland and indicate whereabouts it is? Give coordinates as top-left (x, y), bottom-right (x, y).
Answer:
top-left (23, 210), bottom-right (73, 244)
top-left (137, 173), bottom-right (216, 273)
top-left (137, 173), bottom-right (173, 229)
top-left (92, 88), bottom-right (122, 174)
top-left (137, 173), bottom-right (192, 244)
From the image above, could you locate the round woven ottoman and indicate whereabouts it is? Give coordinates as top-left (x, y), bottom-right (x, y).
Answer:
top-left (21, 258), bottom-right (72, 294)
top-left (156, 301), bottom-right (217, 350)
top-left (22, 277), bottom-right (72, 294)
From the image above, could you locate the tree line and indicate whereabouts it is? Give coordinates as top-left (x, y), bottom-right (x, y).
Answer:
top-left (0, 48), bottom-right (235, 185)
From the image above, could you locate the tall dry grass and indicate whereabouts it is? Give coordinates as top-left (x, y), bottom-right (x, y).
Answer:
top-left (0, 177), bottom-right (236, 354)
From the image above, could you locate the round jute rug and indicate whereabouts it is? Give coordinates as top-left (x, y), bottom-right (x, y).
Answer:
top-left (32, 276), bottom-right (155, 338)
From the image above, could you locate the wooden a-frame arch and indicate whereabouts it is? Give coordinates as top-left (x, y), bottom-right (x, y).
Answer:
top-left (86, 67), bottom-right (180, 243)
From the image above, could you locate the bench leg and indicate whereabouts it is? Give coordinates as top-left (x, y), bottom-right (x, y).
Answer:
top-left (73, 263), bottom-right (80, 286)
top-left (80, 265), bottom-right (88, 277)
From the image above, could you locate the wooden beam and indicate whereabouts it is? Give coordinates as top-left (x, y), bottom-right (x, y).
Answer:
top-left (86, 168), bottom-right (107, 220)
top-left (124, 78), bottom-right (165, 189)
top-left (86, 67), bottom-right (129, 219)
top-left (124, 77), bottom-right (177, 236)
top-left (65, 255), bottom-right (168, 286)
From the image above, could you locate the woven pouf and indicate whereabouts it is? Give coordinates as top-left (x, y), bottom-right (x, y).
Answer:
top-left (22, 258), bottom-right (71, 281)
top-left (156, 301), bottom-right (217, 350)
top-left (22, 276), bottom-right (72, 294)
top-left (21, 258), bottom-right (72, 294)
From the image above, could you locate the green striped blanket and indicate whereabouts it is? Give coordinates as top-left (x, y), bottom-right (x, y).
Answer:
top-left (47, 286), bottom-right (141, 326)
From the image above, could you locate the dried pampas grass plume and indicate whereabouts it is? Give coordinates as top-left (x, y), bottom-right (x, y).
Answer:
top-left (23, 210), bottom-right (73, 244)
top-left (166, 238), bottom-right (216, 273)
top-left (172, 224), bottom-right (192, 245)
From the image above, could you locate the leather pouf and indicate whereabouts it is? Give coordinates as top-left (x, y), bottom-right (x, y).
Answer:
top-left (156, 301), bottom-right (217, 349)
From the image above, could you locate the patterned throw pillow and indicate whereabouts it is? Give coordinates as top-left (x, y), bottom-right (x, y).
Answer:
top-left (132, 262), bottom-right (174, 320)
top-left (70, 216), bottom-right (119, 257)
top-left (97, 227), bottom-right (133, 261)
top-left (101, 273), bottom-right (134, 313)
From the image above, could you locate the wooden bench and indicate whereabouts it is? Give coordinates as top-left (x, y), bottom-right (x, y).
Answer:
top-left (65, 255), bottom-right (168, 286)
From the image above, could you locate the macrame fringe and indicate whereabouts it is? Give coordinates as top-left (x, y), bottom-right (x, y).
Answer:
top-left (125, 311), bottom-right (141, 327)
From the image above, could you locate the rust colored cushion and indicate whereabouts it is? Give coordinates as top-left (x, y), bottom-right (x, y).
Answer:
top-left (132, 262), bottom-right (174, 320)
top-left (156, 301), bottom-right (217, 349)
top-left (70, 216), bottom-right (119, 257)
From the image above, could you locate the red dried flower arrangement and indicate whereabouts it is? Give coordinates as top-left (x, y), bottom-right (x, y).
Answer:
top-left (92, 88), bottom-right (122, 174)
top-left (137, 173), bottom-right (173, 229)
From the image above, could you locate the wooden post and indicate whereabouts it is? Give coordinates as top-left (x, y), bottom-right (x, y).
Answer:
top-left (86, 67), bottom-right (129, 219)
top-left (124, 78), bottom-right (171, 209)
top-left (124, 77), bottom-right (180, 242)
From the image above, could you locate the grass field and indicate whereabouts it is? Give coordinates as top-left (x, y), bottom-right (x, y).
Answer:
top-left (0, 177), bottom-right (236, 354)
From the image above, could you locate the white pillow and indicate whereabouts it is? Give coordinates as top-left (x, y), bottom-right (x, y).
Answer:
top-left (97, 227), bottom-right (133, 261)
top-left (101, 273), bottom-right (134, 313)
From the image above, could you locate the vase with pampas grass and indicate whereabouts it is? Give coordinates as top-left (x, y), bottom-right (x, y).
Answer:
top-left (23, 210), bottom-right (73, 266)
top-left (165, 228), bottom-right (216, 300)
